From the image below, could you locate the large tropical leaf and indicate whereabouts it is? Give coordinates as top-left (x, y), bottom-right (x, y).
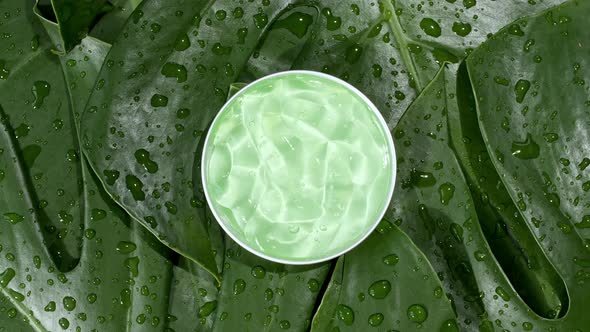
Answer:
top-left (311, 223), bottom-right (457, 331)
top-left (79, 0), bottom-right (569, 284)
top-left (0, 1), bottom-right (218, 331)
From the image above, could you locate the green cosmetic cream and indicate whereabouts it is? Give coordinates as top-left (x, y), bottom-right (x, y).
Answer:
top-left (202, 71), bottom-right (395, 264)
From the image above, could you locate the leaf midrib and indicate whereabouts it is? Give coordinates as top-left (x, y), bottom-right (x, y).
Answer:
top-left (383, 0), bottom-right (423, 92)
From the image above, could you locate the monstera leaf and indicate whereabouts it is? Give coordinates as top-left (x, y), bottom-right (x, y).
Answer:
top-left (1, 0), bottom-right (589, 331)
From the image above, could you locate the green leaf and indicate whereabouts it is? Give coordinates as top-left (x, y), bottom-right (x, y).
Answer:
top-left (292, 0), bottom-right (568, 126)
top-left (465, 0), bottom-right (590, 327)
top-left (0, 1), bottom-right (218, 330)
top-left (90, 0), bottom-right (145, 44)
top-left (81, 0), bottom-right (308, 281)
top-left (311, 225), bottom-right (457, 331)
top-left (449, 62), bottom-right (567, 318)
top-left (79, 0), bottom-right (569, 283)
top-left (49, 0), bottom-right (113, 51)
top-left (1, 0), bottom-right (84, 272)
top-left (213, 239), bottom-right (331, 331)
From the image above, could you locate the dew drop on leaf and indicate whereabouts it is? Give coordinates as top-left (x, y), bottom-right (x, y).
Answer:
top-left (368, 313), bottom-right (384, 326)
top-left (382, 254), bottom-right (399, 266)
top-left (233, 279), bottom-right (246, 295)
top-left (251, 265), bottom-right (266, 279)
top-left (336, 304), bottom-right (354, 325)
top-left (368, 280), bottom-right (391, 299)
top-left (419, 18), bottom-right (441, 37)
top-left (0, 267), bottom-right (15, 287)
top-left (116, 241), bottom-right (137, 254)
top-left (161, 62), bottom-right (188, 83)
top-left (32, 81), bottom-right (50, 109)
top-left (407, 304), bottom-right (428, 323)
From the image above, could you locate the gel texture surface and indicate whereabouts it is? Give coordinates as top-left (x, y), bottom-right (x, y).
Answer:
top-left (203, 72), bottom-right (394, 262)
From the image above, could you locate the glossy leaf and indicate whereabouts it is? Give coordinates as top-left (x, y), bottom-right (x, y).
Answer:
top-left (465, 0), bottom-right (590, 328)
top-left (311, 225), bottom-right (457, 331)
top-left (213, 239), bottom-right (331, 331)
top-left (79, 0), bottom-right (570, 283)
top-left (0, 2), bottom-right (218, 331)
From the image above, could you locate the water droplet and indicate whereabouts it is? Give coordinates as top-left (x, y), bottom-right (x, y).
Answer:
top-left (215, 9), bottom-right (227, 20)
top-left (419, 18), bottom-right (441, 37)
top-left (438, 183), bottom-right (455, 205)
top-left (0, 268), bottom-right (15, 287)
top-left (452, 22), bottom-right (471, 36)
top-left (44, 301), bottom-right (56, 312)
top-left (161, 62), bottom-right (188, 83)
top-left (279, 320), bottom-right (290, 329)
top-left (233, 279), bottom-right (246, 295)
top-left (120, 288), bottom-right (131, 307)
top-left (87, 293), bottom-right (97, 303)
top-left (345, 44), bottom-right (363, 64)
top-left (3, 212), bottom-right (24, 225)
top-left (134, 149), bottom-right (159, 173)
top-left (495, 286), bottom-right (510, 301)
top-left (511, 133), bottom-right (539, 159)
top-left (233, 7), bottom-right (244, 18)
top-left (14, 123), bottom-right (30, 138)
top-left (103, 169), bottom-right (120, 185)
top-left (274, 12), bottom-right (314, 39)
top-left (253, 13), bottom-right (268, 29)
top-left (508, 24), bottom-right (524, 36)
top-left (522, 322), bottom-right (534, 331)
top-left (578, 157), bottom-right (590, 171)
top-left (434, 287), bottom-right (443, 298)
top-left (197, 301), bottom-right (219, 318)
top-left (368, 280), bottom-right (391, 299)
top-left (150, 94), bottom-right (168, 107)
top-left (408, 169), bottom-right (436, 188)
top-left (125, 257), bottom-right (140, 277)
top-left (440, 319), bottom-right (460, 332)
top-left (542, 132), bottom-right (559, 143)
top-left (59, 317), bottom-right (69, 329)
top-left (251, 265), bottom-right (266, 279)
top-left (90, 208), bottom-right (106, 221)
top-left (368, 313), bottom-right (384, 326)
top-left (63, 296), bottom-right (76, 311)
top-left (321, 8), bottom-right (342, 31)
top-left (463, 0), bottom-right (476, 9)
top-left (514, 79), bottom-right (531, 103)
top-left (407, 304), bottom-right (428, 323)
top-left (0, 60), bottom-right (9, 79)
top-left (32, 81), bottom-right (50, 109)
top-left (308, 278), bottom-right (320, 292)
top-left (125, 175), bottom-right (145, 201)
top-left (336, 304), bottom-right (354, 325)
top-left (175, 34), bottom-right (191, 51)
top-left (382, 254), bottom-right (399, 266)
top-left (474, 250), bottom-right (486, 261)
top-left (117, 241), bottom-right (137, 254)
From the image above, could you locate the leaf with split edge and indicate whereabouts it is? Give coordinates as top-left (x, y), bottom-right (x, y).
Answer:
top-left (311, 224), bottom-right (457, 331)
top-left (80, 0), bottom-right (316, 282)
top-left (381, 63), bottom-right (575, 330)
top-left (49, 0), bottom-right (112, 52)
top-left (90, 0), bottom-right (146, 44)
top-left (77, 0), bottom-right (570, 284)
top-left (0, 2), bottom-right (219, 331)
top-left (212, 239), bottom-right (331, 332)
top-left (448, 62), bottom-right (567, 318)
top-left (465, 0), bottom-right (590, 328)
top-left (0, 0), bottom-right (84, 272)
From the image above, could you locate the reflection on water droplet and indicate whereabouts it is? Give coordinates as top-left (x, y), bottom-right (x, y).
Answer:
top-left (382, 254), bottom-right (399, 266)
top-left (198, 301), bottom-right (218, 318)
top-left (495, 286), bottom-right (510, 301)
top-left (336, 304), bottom-right (354, 325)
top-left (438, 183), bottom-right (455, 205)
top-left (368, 280), bottom-right (391, 299)
top-left (514, 79), bottom-right (531, 103)
top-left (439, 319), bottom-right (460, 332)
top-left (452, 22), bottom-right (471, 36)
top-left (126, 175), bottom-right (145, 201)
top-left (161, 62), bottom-right (188, 83)
top-left (419, 18), bottom-right (441, 37)
top-left (116, 241), bottom-right (137, 254)
top-left (0, 268), bottom-right (15, 287)
top-left (63, 296), bottom-right (76, 311)
top-left (368, 312), bottom-right (384, 326)
top-left (321, 8), bottom-right (342, 31)
top-left (308, 278), bottom-right (320, 292)
top-left (233, 279), bottom-right (246, 295)
top-left (3, 212), bottom-right (24, 225)
top-left (407, 304), bottom-right (428, 323)
top-left (251, 265), bottom-right (266, 279)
